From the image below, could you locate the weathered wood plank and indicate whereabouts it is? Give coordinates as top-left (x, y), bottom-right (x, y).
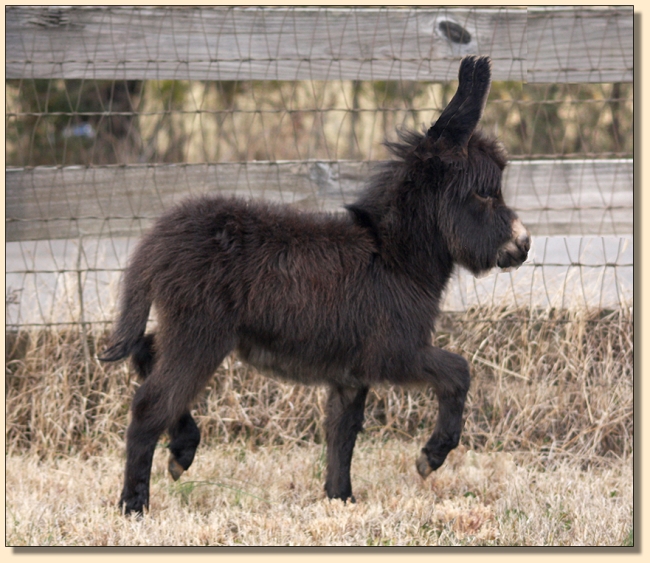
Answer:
top-left (527, 7), bottom-right (633, 83)
top-left (5, 6), bottom-right (527, 82)
top-left (6, 159), bottom-right (633, 241)
top-left (5, 6), bottom-right (633, 83)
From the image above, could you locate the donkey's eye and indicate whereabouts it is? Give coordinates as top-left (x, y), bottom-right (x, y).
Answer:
top-left (476, 190), bottom-right (495, 201)
top-left (476, 186), bottom-right (501, 201)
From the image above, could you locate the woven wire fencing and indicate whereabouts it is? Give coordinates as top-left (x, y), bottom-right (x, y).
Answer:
top-left (5, 5), bottom-right (633, 331)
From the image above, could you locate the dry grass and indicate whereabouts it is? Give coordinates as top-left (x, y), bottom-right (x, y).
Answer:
top-left (5, 441), bottom-right (632, 546)
top-left (5, 306), bottom-right (634, 545)
top-left (6, 307), bottom-right (633, 461)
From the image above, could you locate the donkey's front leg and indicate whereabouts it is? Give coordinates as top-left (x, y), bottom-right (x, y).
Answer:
top-left (324, 385), bottom-right (369, 502)
top-left (416, 346), bottom-right (470, 478)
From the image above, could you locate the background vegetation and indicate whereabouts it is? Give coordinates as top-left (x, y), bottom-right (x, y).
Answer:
top-left (5, 78), bottom-right (633, 167)
top-left (5, 308), bottom-right (632, 462)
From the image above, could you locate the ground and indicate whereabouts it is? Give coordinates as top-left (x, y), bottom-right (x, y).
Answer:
top-left (5, 436), bottom-right (632, 546)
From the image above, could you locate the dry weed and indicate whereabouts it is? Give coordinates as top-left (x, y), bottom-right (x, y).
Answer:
top-left (6, 307), bottom-right (633, 466)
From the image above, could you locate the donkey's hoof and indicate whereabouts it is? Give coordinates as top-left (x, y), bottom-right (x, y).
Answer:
top-left (416, 451), bottom-right (433, 478)
top-left (119, 497), bottom-right (146, 517)
top-left (327, 494), bottom-right (356, 504)
top-left (168, 455), bottom-right (185, 481)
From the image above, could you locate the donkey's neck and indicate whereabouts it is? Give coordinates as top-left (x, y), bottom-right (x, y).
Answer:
top-left (393, 219), bottom-right (455, 301)
top-left (349, 164), bottom-right (455, 302)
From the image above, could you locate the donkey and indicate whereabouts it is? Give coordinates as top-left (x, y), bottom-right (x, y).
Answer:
top-left (100, 56), bottom-right (530, 515)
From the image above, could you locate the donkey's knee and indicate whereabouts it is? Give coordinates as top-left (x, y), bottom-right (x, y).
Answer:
top-left (131, 383), bottom-right (166, 428)
top-left (457, 356), bottom-right (471, 395)
top-left (433, 351), bottom-right (470, 399)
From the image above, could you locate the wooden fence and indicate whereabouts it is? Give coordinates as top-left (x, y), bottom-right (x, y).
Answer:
top-left (6, 6), bottom-right (632, 82)
top-left (5, 5), bottom-right (634, 323)
top-left (6, 159), bottom-right (633, 242)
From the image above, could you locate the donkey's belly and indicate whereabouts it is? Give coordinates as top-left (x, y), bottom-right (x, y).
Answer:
top-left (235, 342), bottom-right (366, 388)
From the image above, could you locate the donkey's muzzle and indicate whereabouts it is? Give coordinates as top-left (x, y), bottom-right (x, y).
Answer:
top-left (497, 218), bottom-right (530, 270)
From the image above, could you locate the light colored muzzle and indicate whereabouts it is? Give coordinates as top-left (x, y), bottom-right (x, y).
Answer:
top-left (497, 218), bottom-right (531, 270)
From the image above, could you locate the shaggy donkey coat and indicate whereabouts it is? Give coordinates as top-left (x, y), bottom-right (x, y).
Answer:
top-left (101, 56), bottom-right (531, 515)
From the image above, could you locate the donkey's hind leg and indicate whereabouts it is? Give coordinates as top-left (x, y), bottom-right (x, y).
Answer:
top-left (324, 385), bottom-right (369, 502)
top-left (120, 332), bottom-right (234, 515)
top-left (126, 333), bottom-right (202, 482)
top-left (416, 346), bottom-right (470, 478)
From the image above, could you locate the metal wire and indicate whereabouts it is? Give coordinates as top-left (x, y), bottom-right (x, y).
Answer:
top-left (5, 5), bottom-right (633, 330)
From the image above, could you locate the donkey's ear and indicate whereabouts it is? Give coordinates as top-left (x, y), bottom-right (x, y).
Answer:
top-left (427, 56), bottom-right (491, 149)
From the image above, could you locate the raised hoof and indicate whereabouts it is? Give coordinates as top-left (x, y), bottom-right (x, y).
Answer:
top-left (416, 451), bottom-right (433, 479)
top-left (168, 455), bottom-right (185, 481)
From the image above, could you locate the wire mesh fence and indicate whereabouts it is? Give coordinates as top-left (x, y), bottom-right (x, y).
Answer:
top-left (5, 5), bottom-right (634, 330)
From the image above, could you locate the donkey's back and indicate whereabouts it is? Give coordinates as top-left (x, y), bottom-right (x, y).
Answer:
top-left (129, 195), bottom-right (437, 386)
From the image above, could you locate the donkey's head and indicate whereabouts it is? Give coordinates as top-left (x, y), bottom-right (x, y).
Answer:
top-left (419, 56), bottom-right (530, 276)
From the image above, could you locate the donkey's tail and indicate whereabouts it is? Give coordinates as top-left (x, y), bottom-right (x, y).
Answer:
top-left (98, 256), bottom-right (154, 364)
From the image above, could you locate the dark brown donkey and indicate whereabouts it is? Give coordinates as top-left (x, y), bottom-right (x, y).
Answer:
top-left (100, 56), bottom-right (530, 515)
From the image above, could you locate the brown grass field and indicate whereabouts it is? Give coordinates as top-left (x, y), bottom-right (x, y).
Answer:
top-left (5, 307), bottom-right (633, 546)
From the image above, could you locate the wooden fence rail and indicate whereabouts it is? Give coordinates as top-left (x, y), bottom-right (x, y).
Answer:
top-left (6, 159), bottom-right (633, 242)
top-left (6, 6), bottom-right (633, 83)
